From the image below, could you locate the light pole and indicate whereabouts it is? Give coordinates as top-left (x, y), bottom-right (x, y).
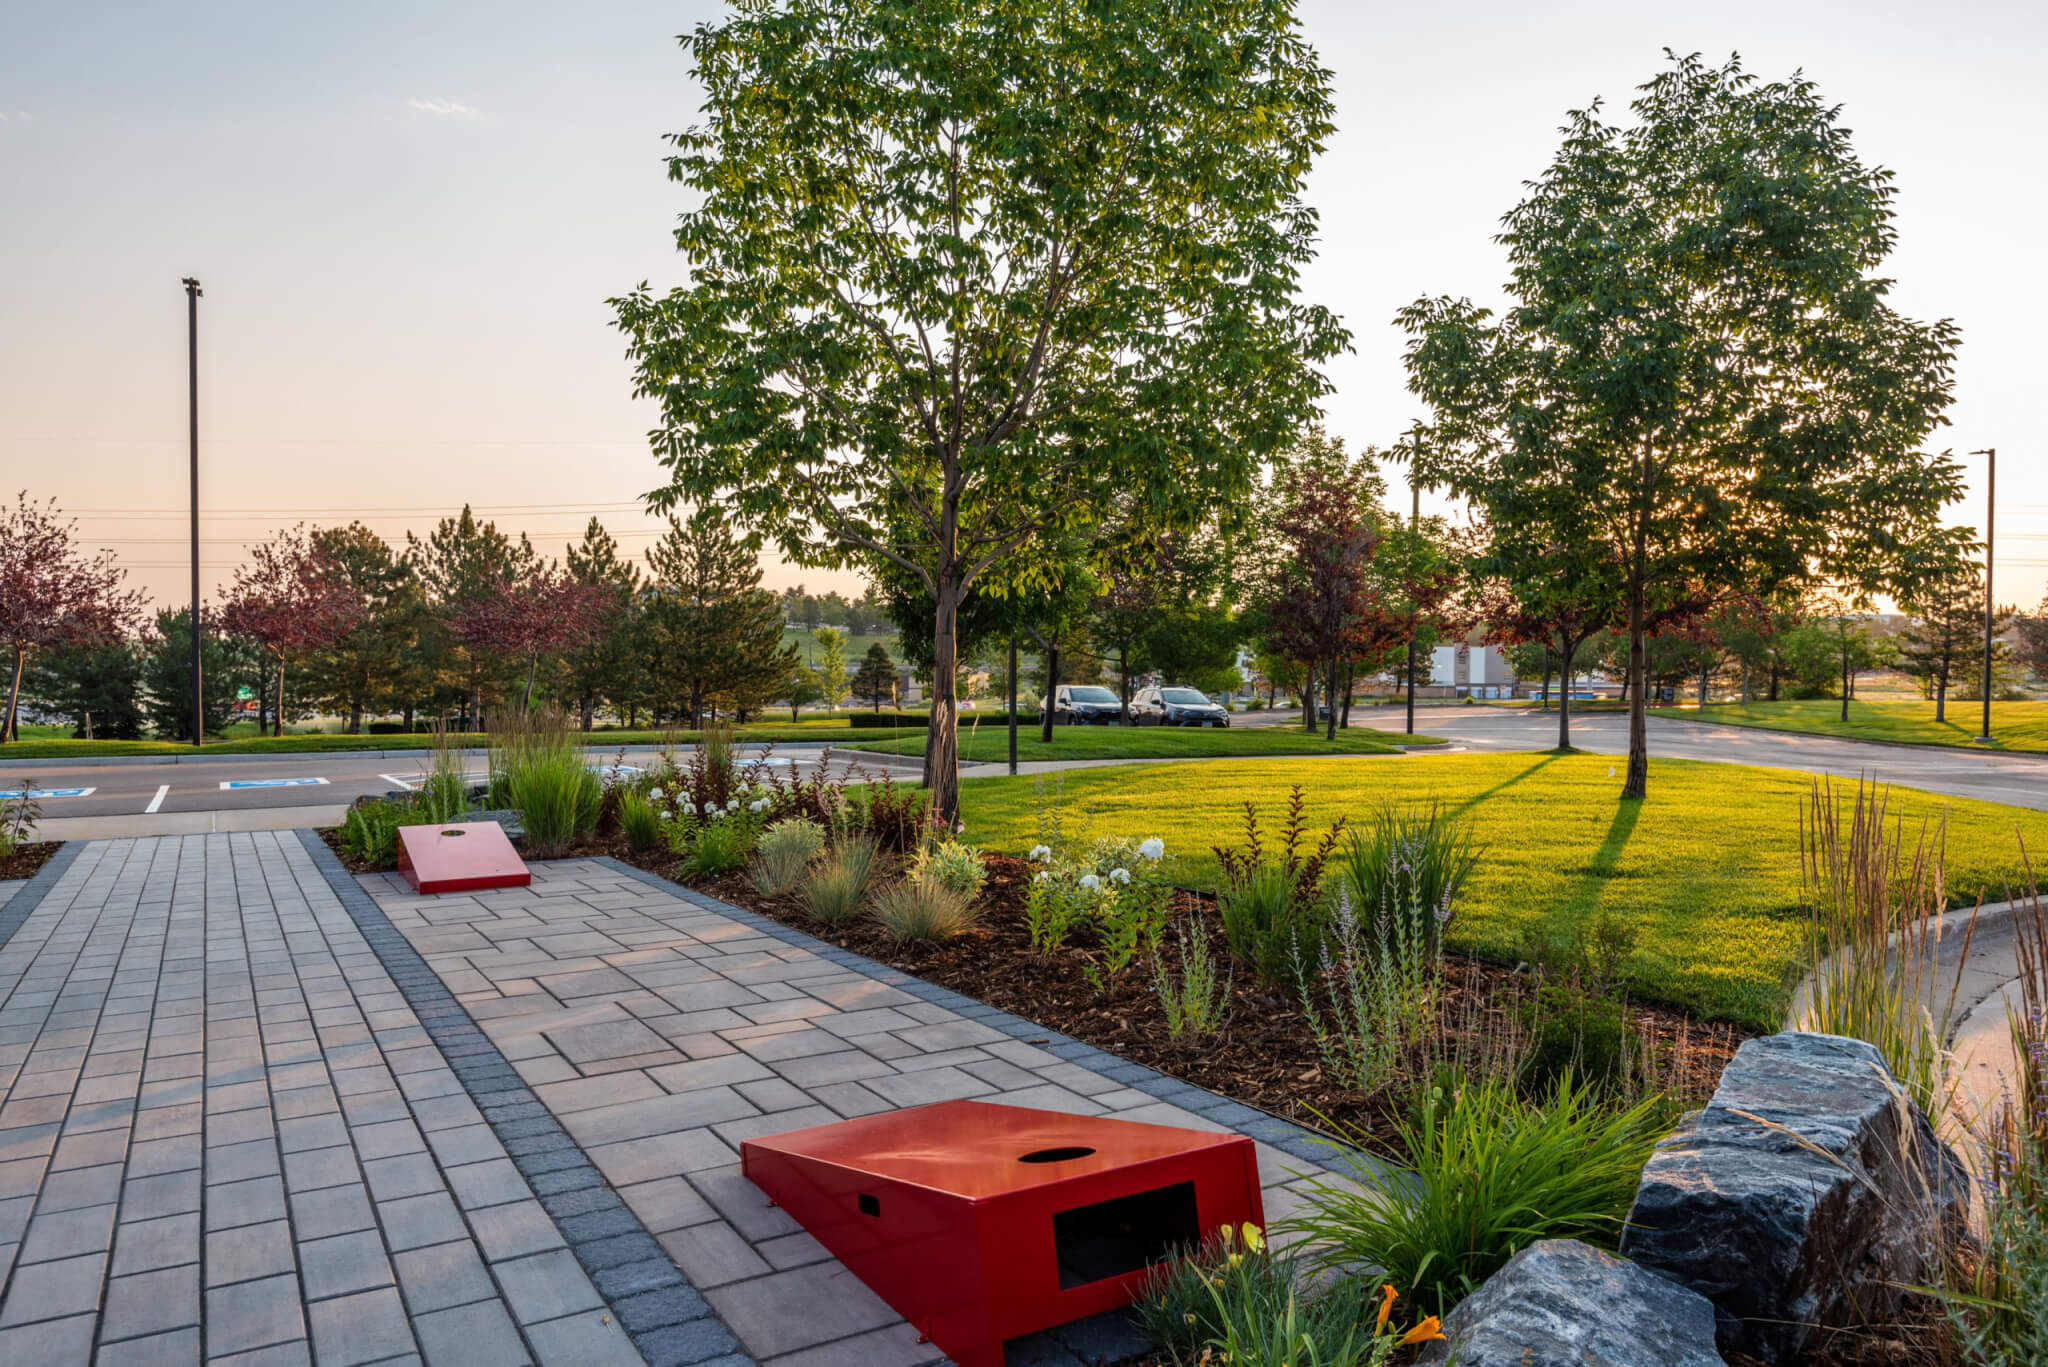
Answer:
top-left (1970, 447), bottom-right (1996, 744)
top-left (182, 277), bottom-right (203, 748)
top-left (1404, 479), bottom-right (1420, 737)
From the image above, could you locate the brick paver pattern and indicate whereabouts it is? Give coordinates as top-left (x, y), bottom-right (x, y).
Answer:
top-left (0, 835), bottom-right (647, 1367)
top-left (358, 859), bottom-right (1332, 1367)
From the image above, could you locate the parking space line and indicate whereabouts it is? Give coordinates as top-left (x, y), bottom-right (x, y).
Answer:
top-left (218, 777), bottom-right (330, 790)
top-left (145, 784), bottom-right (169, 814)
top-left (379, 774), bottom-right (417, 791)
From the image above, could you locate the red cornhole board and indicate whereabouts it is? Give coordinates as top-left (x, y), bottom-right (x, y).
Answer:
top-left (741, 1099), bottom-right (1264, 1367)
top-left (395, 821), bottom-right (530, 894)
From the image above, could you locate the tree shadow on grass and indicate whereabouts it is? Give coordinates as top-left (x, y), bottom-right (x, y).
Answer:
top-left (1554, 796), bottom-right (1644, 922)
top-left (1439, 751), bottom-right (1565, 823)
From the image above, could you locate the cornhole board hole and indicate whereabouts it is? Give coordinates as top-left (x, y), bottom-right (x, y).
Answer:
top-left (741, 1099), bottom-right (1263, 1367)
top-left (395, 821), bottom-right (530, 894)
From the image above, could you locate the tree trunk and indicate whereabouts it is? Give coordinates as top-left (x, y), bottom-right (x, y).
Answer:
top-left (1557, 640), bottom-right (1575, 750)
top-left (1622, 459), bottom-right (1651, 800)
top-left (1039, 642), bottom-right (1057, 744)
top-left (1301, 673), bottom-right (1316, 732)
top-left (1935, 676), bottom-right (1946, 723)
top-left (1840, 646), bottom-right (1851, 723)
top-left (1324, 656), bottom-right (1339, 742)
top-left (348, 700), bottom-right (363, 735)
top-left (522, 655), bottom-right (538, 711)
top-left (2, 648), bottom-right (23, 743)
top-left (1340, 662), bottom-right (1354, 729)
top-left (274, 658), bottom-right (288, 738)
top-left (580, 693), bottom-right (596, 731)
top-left (1698, 660), bottom-right (1708, 709)
top-left (925, 574), bottom-right (963, 825)
top-left (1540, 654), bottom-right (1552, 710)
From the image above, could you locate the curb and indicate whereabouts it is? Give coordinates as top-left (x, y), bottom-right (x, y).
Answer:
top-left (1784, 896), bottom-right (2034, 1044)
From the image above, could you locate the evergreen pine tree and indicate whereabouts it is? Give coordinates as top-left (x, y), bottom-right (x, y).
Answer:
top-left (852, 643), bottom-right (896, 712)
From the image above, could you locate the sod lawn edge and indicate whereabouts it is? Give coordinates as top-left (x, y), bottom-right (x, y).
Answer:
top-left (1648, 698), bottom-right (2048, 754)
top-left (954, 751), bottom-right (2048, 1030)
top-left (0, 720), bottom-right (873, 760)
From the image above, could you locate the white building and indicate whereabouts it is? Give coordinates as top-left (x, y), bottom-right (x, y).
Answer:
top-left (1430, 642), bottom-right (1513, 699)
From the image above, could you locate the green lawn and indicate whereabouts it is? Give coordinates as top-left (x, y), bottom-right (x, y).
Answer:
top-left (1652, 699), bottom-right (2048, 754)
top-left (957, 752), bottom-right (2048, 1028)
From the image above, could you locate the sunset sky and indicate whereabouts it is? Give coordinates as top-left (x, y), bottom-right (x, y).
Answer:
top-left (3, 0), bottom-right (2043, 613)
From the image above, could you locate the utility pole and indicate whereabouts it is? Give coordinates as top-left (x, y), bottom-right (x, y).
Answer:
top-left (183, 277), bottom-right (204, 748)
top-left (1404, 480), bottom-right (1420, 736)
top-left (1970, 447), bottom-right (1996, 744)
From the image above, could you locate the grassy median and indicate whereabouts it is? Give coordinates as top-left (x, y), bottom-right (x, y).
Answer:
top-left (845, 724), bottom-right (1441, 763)
top-left (957, 751), bottom-right (2048, 1028)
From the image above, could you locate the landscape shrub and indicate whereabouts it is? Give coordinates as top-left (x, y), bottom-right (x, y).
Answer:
top-left (1152, 920), bottom-right (1231, 1042)
top-left (1138, 1223), bottom-right (1440, 1367)
top-left (845, 773), bottom-right (927, 851)
top-left (803, 835), bottom-right (877, 924)
top-left (1279, 1073), bottom-right (1674, 1316)
top-left (1517, 909), bottom-right (1641, 1092)
top-left (671, 798), bottom-right (768, 878)
top-left (912, 834), bottom-right (987, 898)
top-left (751, 817), bottom-right (825, 896)
top-left (1333, 802), bottom-right (1478, 950)
top-left (871, 877), bottom-right (978, 943)
top-left (1083, 867), bottom-right (1173, 993)
top-left (1214, 787), bottom-right (1343, 986)
top-left (338, 797), bottom-right (442, 869)
top-left (1297, 883), bottom-right (1443, 1096)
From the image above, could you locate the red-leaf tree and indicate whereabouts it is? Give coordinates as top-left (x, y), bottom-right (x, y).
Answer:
top-left (1262, 465), bottom-right (1408, 741)
top-left (450, 566), bottom-right (607, 712)
top-left (219, 526), bottom-right (367, 736)
top-left (0, 493), bottom-right (145, 743)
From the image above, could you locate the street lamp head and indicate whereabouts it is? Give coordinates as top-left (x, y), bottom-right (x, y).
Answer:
top-left (1968, 447), bottom-right (1994, 456)
top-left (181, 277), bottom-right (202, 297)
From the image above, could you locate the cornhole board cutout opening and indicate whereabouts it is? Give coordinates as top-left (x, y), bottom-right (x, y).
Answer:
top-left (396, 820), bottom-right (530, 894)
top-left (741, 1099), bottom-right (1263, 1367)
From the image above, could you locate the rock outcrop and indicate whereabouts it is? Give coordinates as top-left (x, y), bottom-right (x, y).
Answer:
top-left (1417, 1238), bottom-right (1725, 1367)
top-left (1618, 1031), bottom-right (1969, 1362)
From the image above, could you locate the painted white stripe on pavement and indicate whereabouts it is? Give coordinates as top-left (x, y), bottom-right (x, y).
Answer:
top-left (219, 778), bottom-right (330, 790)
top-left (379, 774), bottom-right (418, 791)
top-left (0, 787), bottom-right (95, 799)
top-left (145, 784), bottom-right (169, 814)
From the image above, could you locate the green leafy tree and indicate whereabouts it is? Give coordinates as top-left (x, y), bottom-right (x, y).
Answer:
top-left (406, 507), bottom-right (538, 727)
top-left (611, 0), bottom-right (1346, 821)
top-left (1402, 53), bottom-right (1967, 798)
top-left (1814, 595), bottom-right (1877, 719)
top-left (644, 511), bottom-right (799, 726)
top-left (2014, 597), bottom-right (2048, 686)
top-left (779, 660), bottom-right (825, 722)
top-left (853, 643), bottom-right (897, 712)
top-left (810, 626), bottom-right (848, 713)
top-left (1898, 561), bottom-right (2004, 721)
top-left (26, 639), bottom-right (146, 739)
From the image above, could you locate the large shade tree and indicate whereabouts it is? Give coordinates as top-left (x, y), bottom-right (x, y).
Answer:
top-left (1401, 53), bottom-right (1967, 799)
top-left (218, 525), bottom-right (367, 738)
top-left (612, 0), bottom-right (1345, 821)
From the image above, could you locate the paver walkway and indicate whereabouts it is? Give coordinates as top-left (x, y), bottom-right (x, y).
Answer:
top-left (351, 855), bottom-right (1338, 1367)
top-left (0, 836), bottom-right (651, 1367)
top-left (0, 837), bottom-right (1352, 1367)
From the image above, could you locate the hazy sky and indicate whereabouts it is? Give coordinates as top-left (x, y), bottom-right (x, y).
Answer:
top-left (4, 0), bottom-right (2044, 612)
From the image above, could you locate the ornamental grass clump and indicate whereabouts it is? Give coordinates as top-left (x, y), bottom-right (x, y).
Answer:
top-left (752, 817), bottom-right (825, 896)
top-left (617, 789), bottom-right (664, 852)
top-left (1138, 1222), bottom-right (1442, 1367)
top-left (1797, 775), bottom-right (1966, 1121)
top-left (414, 722), bottom-right (471, 823)
top-left (1334, 802), bottom-right (1478, 950)
top-left (489, 707), bottom-right (599, 858)
top-left (871, 877), bottom-right (978, 944)
top-left (804, 835), bottom-right (877, 925)
top-left (1279, 1072), bottom-right (1674, 1317)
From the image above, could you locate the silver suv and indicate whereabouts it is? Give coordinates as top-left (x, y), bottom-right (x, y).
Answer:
top-left (1131, 686), bottom-right (1229, 727)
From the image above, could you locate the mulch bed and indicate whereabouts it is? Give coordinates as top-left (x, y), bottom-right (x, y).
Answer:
top-left (0, 842), bottom-right (61, 882)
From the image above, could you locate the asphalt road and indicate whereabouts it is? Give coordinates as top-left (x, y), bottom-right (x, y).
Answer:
top-left (0, 745), bottom-right (926, 820)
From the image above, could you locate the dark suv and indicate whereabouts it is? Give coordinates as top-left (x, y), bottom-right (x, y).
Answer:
top-left (1130, 686), bottom-right (1229, 727)
top-left (1052, 685), bottom-right (1124, 725)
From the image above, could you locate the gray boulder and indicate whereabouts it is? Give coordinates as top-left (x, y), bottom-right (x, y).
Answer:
top-left (1417, 1239), bottom-right (1724, 1367)
top-left (1619, 1031), bottom-right (1968, 1363)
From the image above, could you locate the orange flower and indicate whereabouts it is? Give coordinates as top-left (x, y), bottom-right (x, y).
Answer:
top-left (1398, 1316), bottom-right (1445, 1347)
top-left (1375, 1285), bottom-right (1397, 1333)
